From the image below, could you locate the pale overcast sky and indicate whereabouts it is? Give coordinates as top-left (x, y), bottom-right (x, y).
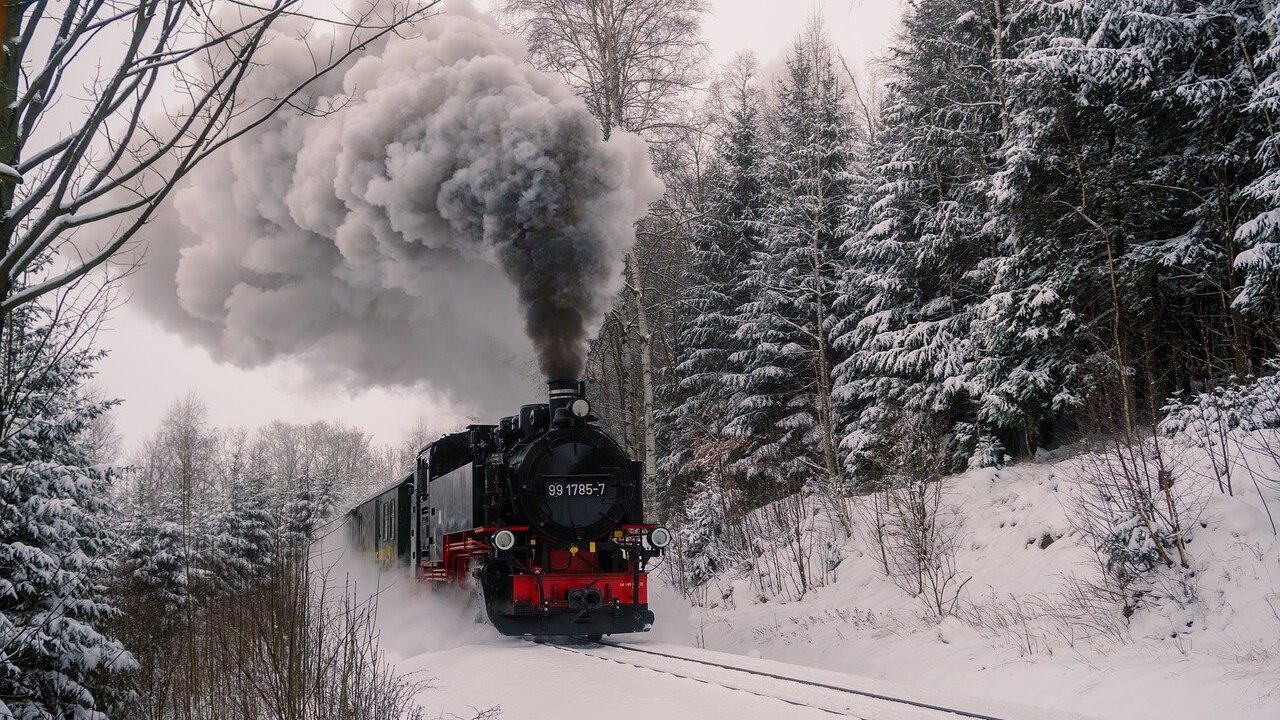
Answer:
top-left (96, 0), bottom-right (905, 450)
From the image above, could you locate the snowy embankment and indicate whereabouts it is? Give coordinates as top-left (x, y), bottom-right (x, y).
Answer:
top-left (677, 442), bottom-right (1280, 720)
top-left (327, 434), bottom-right (1278, 719)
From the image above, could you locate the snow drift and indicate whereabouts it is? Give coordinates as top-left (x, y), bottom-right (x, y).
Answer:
top-left (134, 0), bottom-right (661, 411)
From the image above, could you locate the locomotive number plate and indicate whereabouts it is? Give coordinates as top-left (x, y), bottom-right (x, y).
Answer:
top-left (547, 482), bottom-right (608, 497)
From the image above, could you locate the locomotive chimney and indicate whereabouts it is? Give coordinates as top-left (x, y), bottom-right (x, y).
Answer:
top-left (548, 379), bottom-right (587, 425)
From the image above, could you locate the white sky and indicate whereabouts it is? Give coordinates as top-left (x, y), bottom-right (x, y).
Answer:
top-left (95, 0), bottom-right (905, 450)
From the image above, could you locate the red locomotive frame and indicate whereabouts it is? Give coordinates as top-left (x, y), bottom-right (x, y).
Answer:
top-left (419, 523), bottom-right (657, 610)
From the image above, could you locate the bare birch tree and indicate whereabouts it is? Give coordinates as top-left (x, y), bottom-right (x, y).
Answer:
top-left (0, 0), bottom-right (438, 320)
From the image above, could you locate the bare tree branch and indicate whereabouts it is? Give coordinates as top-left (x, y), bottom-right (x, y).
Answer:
top-left (0, 0), bottom-right (441, 317)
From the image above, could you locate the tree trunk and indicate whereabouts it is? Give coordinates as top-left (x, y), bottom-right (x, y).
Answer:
top-left (608, 310), bottom-right (636, 456)
top-left (802, 54), bottom-right (842, 516)
top-left (811, 247), bottom-right (839, 488)
top-left (627, 249), bottom-right (659, 516)
top-left (0, 0), bottom-right (25, 291)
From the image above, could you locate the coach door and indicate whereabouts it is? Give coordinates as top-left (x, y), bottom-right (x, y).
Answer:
top-left (377, 494), bottom-right (396, 567)
top-left (417, 449), bottom-right (435, 564)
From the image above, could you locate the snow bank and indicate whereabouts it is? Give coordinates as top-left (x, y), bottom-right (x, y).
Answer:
top-left (672, 439), bottom-right (1280, 720)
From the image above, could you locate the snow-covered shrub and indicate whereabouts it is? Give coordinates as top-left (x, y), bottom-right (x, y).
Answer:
top-left (1161, 363), bottom-right (1280, 439)
top-left (748, 492), bottom-right (843, 602)
top-left (118, 541), bottom-right (433, 720)
top-left (876, 415), bottom-right (969, 617)
top-left (1098, 511), bottom-right (1175, 578)
top-left (218, 551), bottom-right (433, 720)
top-left (960, 582), bottom-right (1133, 658)
top-left (1160, 364), bottom-right (1280, 503)
top-left (1065, 437), bottom-right (1205, 617)
top-left (682, 489), bottom-right (846, 606)
top-left (967, 432), bottom-right (1008, 470)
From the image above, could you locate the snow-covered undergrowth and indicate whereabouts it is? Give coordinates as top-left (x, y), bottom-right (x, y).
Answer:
top-left (666, 435), bottom-right (1280, 720)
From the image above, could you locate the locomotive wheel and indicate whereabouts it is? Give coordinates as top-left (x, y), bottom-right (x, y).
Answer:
top-left (587, 634), bottom-right (603, 643)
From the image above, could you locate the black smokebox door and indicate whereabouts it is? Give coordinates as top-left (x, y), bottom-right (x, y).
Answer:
top-left (536, 439), bottom-right (623, 536)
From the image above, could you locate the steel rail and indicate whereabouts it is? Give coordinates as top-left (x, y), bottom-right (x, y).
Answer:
top-left (541, 641), bottom-right (855, 717)
top-left (588, 640), bottom-right (1016, 720)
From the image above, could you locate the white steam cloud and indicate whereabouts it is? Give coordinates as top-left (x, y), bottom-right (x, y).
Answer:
top-left (133, 0), bottom-right (662, 412)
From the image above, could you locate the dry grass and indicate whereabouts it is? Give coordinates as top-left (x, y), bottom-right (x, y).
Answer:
top-left (114, 542), bottom-right (474, 720)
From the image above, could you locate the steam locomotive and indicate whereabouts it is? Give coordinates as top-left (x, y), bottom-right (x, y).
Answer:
top-left (347, 380), bottom-right (670, 638)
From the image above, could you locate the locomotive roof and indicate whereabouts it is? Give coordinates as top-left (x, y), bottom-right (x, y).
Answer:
top-left (428, 429), bottom-right (473, 477)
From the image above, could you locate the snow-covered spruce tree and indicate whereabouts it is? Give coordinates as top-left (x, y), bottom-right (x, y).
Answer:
top-left (1091, 0), bottom-right (1276, 384)
top-left (833, 0), bottom-right (1019, 474)
top-left (211, 445), bottom-right (276, 594)
top-left (985, 1), bottom-right (1275, 442)
top-left (118, 507), bottom-right (193, 619)
top-left (1238, 2), bottom-right (1280, 343)
top-left (115, 446), bottom-right (205, 699)
top-left (120, 395), bottom-right (221, 610)
top-left (281, 469), bottom-right (341, 549)
top-left (726, 20), bottom-right (858, 503)
top-left (0, 298), bottom-right (132, 718)
top-left (678, 477), bottom-right (728, 588)
top-left (660, 54), bottom-right (765, 539)
top-left (830, 131), bottom-right (901, 485)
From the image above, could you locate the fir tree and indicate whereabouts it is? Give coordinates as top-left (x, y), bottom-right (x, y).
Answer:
top-left (660, 53), bottom-right (766, 517)
top-left (119, 509), bottom-right (193, 618)
top-left (281, 468), bottom-right (339, 548)
top-left (678, 477), bottom-right (729, 587)
top-left (830, 126), bottom-right (908, 481)
top-left (1238, 2), bottom-right (1280, 342)
top-left (211, 457), bottom-right (276, 594)
top-left (986, 0), bottom-right (1275, 444)
top-left (0, 300), bottom-right (132, 718)
top-left (835, 0), bottom-right (1017, 472)
top-left (727, 20), bottom-right (858, 498)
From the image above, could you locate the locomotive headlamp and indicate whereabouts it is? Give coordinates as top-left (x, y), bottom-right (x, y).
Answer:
top-left (649, 526), bottom-right (672, 549)
top-left (570, 398), bottom-right (591, 418)
top-left (493, 529), bottom-right (516, 551)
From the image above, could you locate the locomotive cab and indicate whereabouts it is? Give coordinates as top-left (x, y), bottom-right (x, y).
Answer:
top-left (407, 379), bottom-right (668, 638)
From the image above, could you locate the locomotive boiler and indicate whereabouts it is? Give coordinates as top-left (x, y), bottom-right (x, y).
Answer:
top-left (347, 380), bottom-right (670, 638)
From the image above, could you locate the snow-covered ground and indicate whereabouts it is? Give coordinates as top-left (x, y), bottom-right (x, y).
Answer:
top-left (398, 640), bottom-right (857, 719)
top-left (677, 444), bottom-right (1280, 720)
top-left (356, 565), bottom-right (1092, 719)
top-left (337, 434), bottom-right (1280, 719)
top-left (395, 636), bottom-right (1098, 719)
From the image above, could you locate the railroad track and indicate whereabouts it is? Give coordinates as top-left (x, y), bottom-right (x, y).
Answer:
top-left (545, 640), bottom-right (854, 717)
top-left (540, 639), bottom-right (1083, 720)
